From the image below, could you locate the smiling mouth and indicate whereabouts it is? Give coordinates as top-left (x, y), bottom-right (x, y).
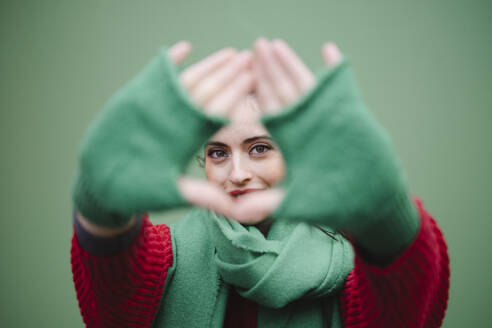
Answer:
top-left (228, 189), bottom-right (263, 198)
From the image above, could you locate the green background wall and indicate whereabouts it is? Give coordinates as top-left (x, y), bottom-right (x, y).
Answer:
top-left (1, 0), bottom-right (490, 326)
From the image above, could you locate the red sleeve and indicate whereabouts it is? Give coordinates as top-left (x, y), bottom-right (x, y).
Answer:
top-left (340, 197), bottom-right (450, 328)
top-left (70, 214), bottom-right (173, 328)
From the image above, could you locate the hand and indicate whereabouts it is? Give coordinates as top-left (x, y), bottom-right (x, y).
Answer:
top-left (178, 176), bottom-right (284, 224)
top-left (253, 38), bottom-right (343, 114)
top-left (170, 40), bottom-right (343, 225)
top-left (169, 41), bottom-right (254, 117)
top-left (168, 41), bottom-right (283, 224)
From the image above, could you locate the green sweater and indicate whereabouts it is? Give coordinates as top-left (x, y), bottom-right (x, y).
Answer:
top-left (73, 47), bottom-right (419, 327)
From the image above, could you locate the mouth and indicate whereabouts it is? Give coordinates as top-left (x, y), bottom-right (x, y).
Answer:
top-left (228, 188), bottom-right (263, 198)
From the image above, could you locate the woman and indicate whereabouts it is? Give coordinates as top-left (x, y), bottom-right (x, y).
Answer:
top-left (71, 39), bottom-right (449, 327)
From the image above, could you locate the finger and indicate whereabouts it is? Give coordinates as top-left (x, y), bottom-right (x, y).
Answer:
top-left (271, 39), bottom-right (315, 93)
top-left (192, 51), bottom-right (252, 106)
top-left (180, 47), bottom-right (237, 90)
top-left (168, 41), bottom-right (192, 65)
top-left (254, 38), bottom-right (298, 105)
top-left (205, 70), bottom-right (255, 116)
top-left (177, 176), bottom-right (236, 218)
top-left (230, 188), bottom-right (285, 224)
top-left (178, 176), bottom-right (285, 224)
top-left (322, 42), bottom-right (343, 68)
top-left (253, 58), bottom-right (282, 113)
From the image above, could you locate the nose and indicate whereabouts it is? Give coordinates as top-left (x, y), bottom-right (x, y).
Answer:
top-left (229, 154), bottom-right (253, 186)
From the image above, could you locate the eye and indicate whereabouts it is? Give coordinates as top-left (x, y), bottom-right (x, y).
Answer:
top-left (207, 148), bottom-right (228, 160)
top-left (250, 144), bottom-right (272, 156)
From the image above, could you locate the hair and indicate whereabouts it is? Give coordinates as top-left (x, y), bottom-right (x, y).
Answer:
top-left (244, 94), bottom-right (261, 113)
top-left (195, 154), bottom-right (205, 168)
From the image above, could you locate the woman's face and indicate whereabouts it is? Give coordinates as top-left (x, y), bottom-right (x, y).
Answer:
top-left (205, 98), bottom-right (286, 199)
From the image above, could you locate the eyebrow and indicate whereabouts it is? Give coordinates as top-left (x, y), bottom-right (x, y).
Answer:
top-left (205, 141), bottom-right (228, 148)
top-left (205, 135), bottom-right (273, 148)
top-left (243, 135), bottom-right (272, 144)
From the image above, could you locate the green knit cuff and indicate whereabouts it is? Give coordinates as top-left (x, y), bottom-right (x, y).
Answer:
top-left (73, 47), bottom-right (227, 227)
top-left (72, 172), bottom-right (131, 227)
top-left (349, 192), bottom-right (420, 265)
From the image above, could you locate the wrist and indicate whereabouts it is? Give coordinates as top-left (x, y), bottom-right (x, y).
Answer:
top-left (348, 193), bottom-right (420, 266)
top-left (72, 173), bottom-right (132, 228)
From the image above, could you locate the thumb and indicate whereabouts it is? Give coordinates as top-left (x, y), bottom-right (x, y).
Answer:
top-left (177, 176), bottom-right (236, 217)
top-left (168, 41), bottom-right (192, 65)
top-left (231, 188), bottom-right (285, 224)
top-left (321, 42), bottom-right (343, 68)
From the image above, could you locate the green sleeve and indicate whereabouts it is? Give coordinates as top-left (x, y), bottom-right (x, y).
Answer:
top-left (262, 60), bottom-right (419, 263)
top-left (73, 47), bottom-right (226, 227)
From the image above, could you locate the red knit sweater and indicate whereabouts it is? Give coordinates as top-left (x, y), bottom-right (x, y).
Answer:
top-left (71, 198), bottom-right (449, 327)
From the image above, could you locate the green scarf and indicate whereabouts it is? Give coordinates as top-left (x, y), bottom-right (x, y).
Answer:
top-left (153, 208), bottom-right (354, 328)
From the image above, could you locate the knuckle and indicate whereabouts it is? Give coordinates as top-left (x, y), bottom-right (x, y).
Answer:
top-left (194, 80), bottom-right (218, 104)
top-left (179, 72), bottom-right (194, 90)
top-left (206, 99), bottom-right (227, 114)
top-left (277, 82), bottom-right (296, 103)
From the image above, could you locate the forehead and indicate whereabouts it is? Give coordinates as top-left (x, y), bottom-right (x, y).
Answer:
top-left (209, 98), bottom-right (268, 144)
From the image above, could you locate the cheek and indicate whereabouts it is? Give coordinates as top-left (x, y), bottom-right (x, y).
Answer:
top-left (255, 155), bottom-right (286, 185)
top-left (205, 160), bottom-right (229, 185)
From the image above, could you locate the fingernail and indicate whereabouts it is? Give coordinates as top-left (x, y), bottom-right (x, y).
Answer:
top-left (324, 42), bottom-right (340, 54)
top-left (323, 42), bottom-right (343, 66)
top-left (272, 38), bottom-right (284, 46)
top-left (256, 37), bottom-right (269, 47)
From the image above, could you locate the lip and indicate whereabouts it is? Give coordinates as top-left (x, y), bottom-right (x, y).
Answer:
top-left (228, 188), bottom-right (264, 197)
